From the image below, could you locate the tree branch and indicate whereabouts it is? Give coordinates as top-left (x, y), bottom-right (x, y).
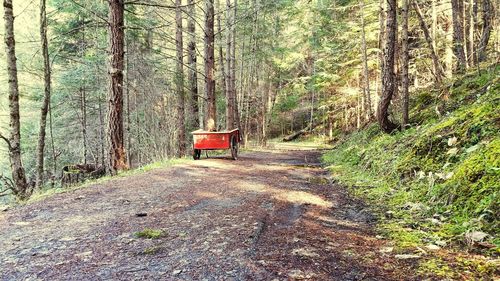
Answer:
top-left (0, 174), bottom-right (14, 193)
top-left (0, 132), bottom-right (11, 150)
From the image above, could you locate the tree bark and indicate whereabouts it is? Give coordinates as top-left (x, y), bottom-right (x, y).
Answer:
top-left (377, 0), bottom-right (399, 133)
top-left (187, 0), bottom-right (199, 130)
top-left (401, 0), bottom-right (410, 127)
top-left (107, 0), bottom-right (128, 173)
top-left (204, 0), bottom-right (217, 131)
top-left (451, 0), bottom-right (467, 72)
top-left (477, 0), bottom-right (493, 62)
top-left (413, 1), bottom-right (444, 84)
top-left (175, 0), bottom-right (186, 156)
top-left (36, 0), bottom-right (52, 188)
top-left (2, 0), bottom-right (30, 199)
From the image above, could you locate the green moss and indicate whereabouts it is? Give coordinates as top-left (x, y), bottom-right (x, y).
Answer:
top-left (322, 68), bottom-right (499, 254)
top-left (418, 259), bottom-right (455, 279)
top-left (383, 223), bottom-right (423, 248)
top-left (135, 228), bottom-right (163, 239)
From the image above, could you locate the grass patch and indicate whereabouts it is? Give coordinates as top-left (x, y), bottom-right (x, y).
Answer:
top-left (135, 228), bottom-right (164, 239)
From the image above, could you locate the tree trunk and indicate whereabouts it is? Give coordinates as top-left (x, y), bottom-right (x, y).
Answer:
top-left (225, 0), bottom-right (235, 130)
top-left (125, 39), bottom-right (132, 167)
top-left (49, 101), bottom-right (57, 176)
top-left (401, 0), bottom-right (410, 127)
top-left (204, 0), bottom-right (217, 131)
top-left (98, 90), bottom-right (105, 167)
top-left (187, 0), bottom-right (199, 130)
top-left (377, 0), bottom-right (386, 99)
top-left (175, 0), bottom-right (186, 156)
top-left (2, 0), bottom-right (30, 199)
top-left (377, 0), bottom-right (399, 133)
top-left (216, 0), bottom-right (228, 128)
top-left (464, 0), bottom-right (472, 66)
top-left (471, 0), bottom-right (478, 66)
top-left (231, 0), bottom-right (240, 131)
top-left (445, 9), bottom-right (454, 77)
top-left (413, 1), bottom-right (444, 84)
top-left (79, 87), bottom-right (88, 165)
top-left (36, 0), bottom-right (52, 189)
top-left (477, 0), bottom-right (492, 62)
top-left (451, 0), bottom-right (467, 72)
top-left (107, 0), bottom-right (128, 173)
top-left (360, 0), bottom-right (372, 120)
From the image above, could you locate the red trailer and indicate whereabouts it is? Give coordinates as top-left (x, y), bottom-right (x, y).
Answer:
top-left (191, 128), bottom-right (240, 160)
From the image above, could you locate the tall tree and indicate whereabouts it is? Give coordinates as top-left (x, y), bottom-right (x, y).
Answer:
top-left (1, 0), bottom-right (31, 199)
top-left (107, 0), bottom-right (127, 173)
top-left (35, 0), bottom-right (52, 188)
top-left (175, 0), bottom-right (186, 156)
top-left (204, 0), bottom-right (217, 131)
top-left (401, 0), bottom-right (410, 127)
top-left (377, 0), bottom-right (398, 133)
top-left (187, 0), bottom-right (199, 130)
top-left (451, 0), bottom-right (467, 72)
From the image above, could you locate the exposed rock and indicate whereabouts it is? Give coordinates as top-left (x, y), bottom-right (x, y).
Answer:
top-left (425, 244), bottom-right (441, 251)
top-left (395, 254), bottom-right (421, 260)
top-left (466, 231), bottom-right (489, 242)
top-left (292, 247), bottom-right (320, 258)
top-left (379, 246), bottom-right (394, 253)
top-left (385, 211), bottom-right (394, 219)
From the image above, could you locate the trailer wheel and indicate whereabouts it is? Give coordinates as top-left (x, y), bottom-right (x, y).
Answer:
top-left (193, 149), bottom-right (201, 160)
top-left (230, 136), bottom-right (238, 160)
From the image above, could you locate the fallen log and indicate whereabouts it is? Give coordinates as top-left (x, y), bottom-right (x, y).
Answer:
top-left (282, 123), bottom-right (318, 142)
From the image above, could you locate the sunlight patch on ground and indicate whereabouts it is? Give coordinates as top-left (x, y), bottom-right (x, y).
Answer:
top-left (195, 191), bottom-right (222, 199)
top-left (236, 182), bottom-right (333, 208)
top-left (273, 190), bottom-right (332, 208)
top-left (182, 160), bottom-right (233, 170)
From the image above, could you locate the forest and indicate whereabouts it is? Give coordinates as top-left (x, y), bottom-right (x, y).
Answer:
top-left (0, 0), bottom-right (498, 279)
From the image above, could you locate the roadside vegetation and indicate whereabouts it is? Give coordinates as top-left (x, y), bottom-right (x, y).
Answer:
top-left (322, 65), bottom-right (499, 278)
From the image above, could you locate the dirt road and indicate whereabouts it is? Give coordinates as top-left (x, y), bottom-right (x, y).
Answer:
top-left (0, 149), bottom-right (416, 280)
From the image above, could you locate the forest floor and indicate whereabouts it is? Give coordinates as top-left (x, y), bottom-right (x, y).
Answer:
top-left (1, 147), bottom-right (422, 280)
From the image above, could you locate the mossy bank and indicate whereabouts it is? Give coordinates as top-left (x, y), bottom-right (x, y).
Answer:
top-left (322, 66), bottom-right (499, 278)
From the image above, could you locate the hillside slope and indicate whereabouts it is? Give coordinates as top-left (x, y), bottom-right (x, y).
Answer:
top-left (322, 65), bottom-right (499, 278)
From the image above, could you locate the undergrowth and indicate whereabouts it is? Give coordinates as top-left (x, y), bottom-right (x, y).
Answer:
top-left (322, 67), bottom-right (499, 262)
